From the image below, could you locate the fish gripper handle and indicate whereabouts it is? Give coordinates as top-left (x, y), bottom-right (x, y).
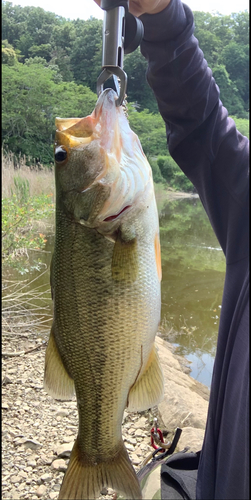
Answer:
top-left (100, 0), bottom-right (144, 55)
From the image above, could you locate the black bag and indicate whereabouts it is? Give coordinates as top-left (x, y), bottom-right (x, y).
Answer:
top-left (160, 450), bottom-right (200, 500)
top-left (137, 428), bottom-right (200, 500)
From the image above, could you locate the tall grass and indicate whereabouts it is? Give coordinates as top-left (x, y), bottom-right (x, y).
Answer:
top-left (2, 149), bottom-right (55, 200)
top-left (2, 150), bottom-right (55, 270)
top-left (2, 271), bottom-right (52, 343)
top-left (2, 153), bottom-right (54, 339)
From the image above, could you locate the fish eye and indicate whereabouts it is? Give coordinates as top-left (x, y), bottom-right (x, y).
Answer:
top-left (55, 146), bottom-right (68, 163)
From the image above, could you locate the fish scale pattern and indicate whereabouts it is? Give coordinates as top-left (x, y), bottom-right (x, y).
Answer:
top-left (53, 204), bottom-right (160, 461)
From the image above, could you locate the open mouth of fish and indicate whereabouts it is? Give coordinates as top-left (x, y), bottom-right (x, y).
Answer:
top-left (103, 205), bottom-right (131, 222)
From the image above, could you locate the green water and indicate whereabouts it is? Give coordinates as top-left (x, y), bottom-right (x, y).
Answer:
top-left (158, 196), bottom-right (225, 387)
top-left (2, 194), bottom-right (225, 388)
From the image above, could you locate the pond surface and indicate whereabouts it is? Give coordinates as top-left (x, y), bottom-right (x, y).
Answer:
top-left (158, 195), bottom-right (225, 387)
top-left (3, 193), bottom-right (225, 388)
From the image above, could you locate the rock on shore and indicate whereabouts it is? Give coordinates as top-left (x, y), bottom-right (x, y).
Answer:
top-left (156, 336), bottom-right (209, 452)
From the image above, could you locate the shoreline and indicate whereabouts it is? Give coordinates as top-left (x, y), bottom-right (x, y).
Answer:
top-left (154, 182), bottom-right (199, 200)
top-left (156, 336), bottom-right (209, 454)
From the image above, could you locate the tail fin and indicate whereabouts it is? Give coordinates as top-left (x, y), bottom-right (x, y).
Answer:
top-left (58, 437), bottom-right (142, 500)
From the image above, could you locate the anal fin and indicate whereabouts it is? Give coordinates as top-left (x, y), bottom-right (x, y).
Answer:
top-left (44, 325), bottom-right (75, 401)
top-left (127, 343), bottom-right (164, 412)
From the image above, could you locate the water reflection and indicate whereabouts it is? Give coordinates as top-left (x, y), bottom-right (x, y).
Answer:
top-left (159, 196), bottom-right (225, 387)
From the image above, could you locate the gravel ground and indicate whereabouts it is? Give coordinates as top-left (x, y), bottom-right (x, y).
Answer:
top-left (2, 332), bottom-right (158, 500)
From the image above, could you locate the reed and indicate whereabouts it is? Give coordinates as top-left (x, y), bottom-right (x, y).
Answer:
top-left (2, 149), bottom-right (55, 201)
top-left (2, 270), bottom-right (53, 339)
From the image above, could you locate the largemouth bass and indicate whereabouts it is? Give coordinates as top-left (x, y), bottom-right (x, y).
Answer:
top-left (44, 89), bottom-right (164, 500)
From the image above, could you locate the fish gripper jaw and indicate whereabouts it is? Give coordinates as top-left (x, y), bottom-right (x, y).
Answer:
top-left (97, 0), bottom-right (144, 106)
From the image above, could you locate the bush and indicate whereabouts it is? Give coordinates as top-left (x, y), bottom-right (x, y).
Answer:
top-left (148, 157), bottom-right (166, 183)
top-left (156, 154), bottom-right (194, 192)
top-left (170, 170), bottom-right (195, 192)
top-left (2, 191), bottom-right (54, 271)
top-left (157, 155), bottom-right (177, 180)
top-left (230, 116), bottom-right (249, 138)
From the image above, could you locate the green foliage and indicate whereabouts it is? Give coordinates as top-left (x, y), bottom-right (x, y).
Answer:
top-left (231, 11), bottom-right (249, 45)
top-left (212, 64), bottom-right (246, 117)
top-left (230, 116), bottom-right (249, 138)
top-left (124, 48), bottom-right (158, 113)
top-left (157, 156), bottom-right (194, 192)
top-left (50, 22), bottom-right (76, 81)
top-left (50, 46), bottom-right (73, 82)
top-left (70, 18), bottom-right (102, 90)
top-left (11, 176), bottom-right (30, 205)
top-left (148, 158), bottom-right (165, 184)
top-left (193, 26), bottom-right (220, 67)
top-left (54, 80), bottom-right (97, 117)
top-left (2, 44), bottom-right (17, 65)
top-left (128, 107), bottom-right (167, 156)
top-left (2, 191), bottom-right (54, 271)
top-left (2, 1), bottom-right (249, 116)
top-left (157, 155), bottom-right (176, 180)
top-left (2, 39), bottom-right (22, 65)
top-left (194, 10), bottom-right (249, 116)
top-left (28, 43), bottom-right (52, 61)
top-left (2, 61), bottom-right (97, 164)
top-left (1, 1), bottom-right (249, 167)
top-left (221, 42), bottom-right (249, 109)
top-left (170, 170), bottom-right (195, 193)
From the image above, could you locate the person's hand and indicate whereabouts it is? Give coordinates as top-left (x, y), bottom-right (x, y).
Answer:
top-left (93, 0), bottom-right (171, 17)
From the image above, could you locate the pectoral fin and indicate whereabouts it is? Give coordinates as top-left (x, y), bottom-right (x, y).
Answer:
top-left (127, 344), bottom-right (164, 412)
top-left (44, 325), bottom-right (75, 400)
top-left (112, 233), bottom-right (138, 282)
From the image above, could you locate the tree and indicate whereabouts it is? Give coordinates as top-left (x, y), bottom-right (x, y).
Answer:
top-left (221, 42), bottom-right (249, 109)
top-left (70, 18), bottom-right (102, 91)
top-left (51, 22), bottom-right (76, 52)
top-left (2, 40), bottom-right (18, 65)
top-left (2, 2), bottom-right (27, 47)
top-left (212, 64), bottom-right (246, 117)
top-left (28, 43), bottom-right (52, 61)
top-left (50, 47), bottom-right (73, 82)
top-left (230, 116), bottom-right (249, 139)
top-left (1, 0), bottom-right (249, 167)
top-left (124, 48), bottom-right (158, 113)
top-left (193, 28), bottom-right (219, 67)
top-left (193, 10), bottom-right (249, 115)
top-left (2, 61), bottom-right (97, 164)
top-left (50, 22), bottom-right (76, 81)
top-left (194, 11), bottom-right (233, 49)
top-left (128, 107), bottom-right (168, 157)
top-left (156, 156), bottom-right (194, 192)
top-left (2, 1), bottom-right (65, 58)
top-left (231, 11), bottom-right (249, 45)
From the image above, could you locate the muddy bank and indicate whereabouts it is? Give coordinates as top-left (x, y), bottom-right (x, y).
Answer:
top-left (2, 333), bottom-right (209, 500)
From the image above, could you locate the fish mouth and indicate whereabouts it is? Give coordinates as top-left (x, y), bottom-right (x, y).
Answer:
top-left (103, 205), bottom-right (131, 222)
